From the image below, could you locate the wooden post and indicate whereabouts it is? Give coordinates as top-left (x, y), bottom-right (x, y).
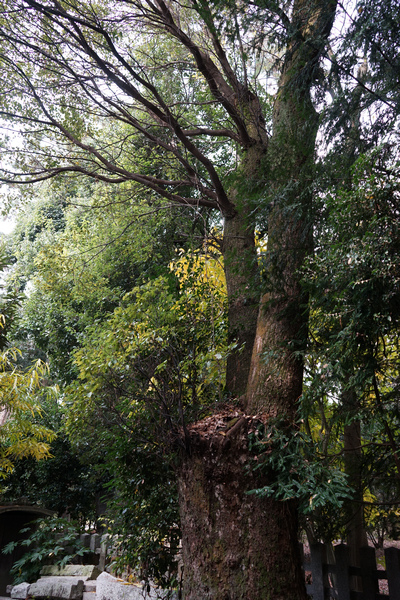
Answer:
top-left (305, 543), bottom-right (400, 600)
top-left (385, 547), bottom-right (400, 600)
top-left (359, 546), bottom-right (379, 600)
top-left (310, 543), bottom-right (328, 600)
top-left (334, 544), bottom-right (351, 600)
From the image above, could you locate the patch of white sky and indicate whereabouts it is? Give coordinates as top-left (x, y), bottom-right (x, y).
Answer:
top-left (0, 218), bottom-right (15, 235)
top-left (313, 0), bottom-right (365, 158)
top-left (0, 114), bottom-right (26, 236)
top-left (0, 183), bottom-right (17, 236)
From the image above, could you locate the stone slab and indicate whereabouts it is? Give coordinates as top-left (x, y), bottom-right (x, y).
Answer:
top-left (96, 572), bottom-right (177, 600)
top-left (40, 566), bottom-right (100, 579)
top-left (83, 581), bottom-right (97, 593)
top-left (28, 577), bottom-right (84, 600)
top-left (82, 592), bottom-right (96, 600)
top-left (11, 582), bottom-right (30, 599)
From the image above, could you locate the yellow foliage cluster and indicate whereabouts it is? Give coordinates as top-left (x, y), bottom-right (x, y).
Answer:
top-left (170, 247), bottom-right (226, 293)
top-left (0, 341), bottom-right (56, 480)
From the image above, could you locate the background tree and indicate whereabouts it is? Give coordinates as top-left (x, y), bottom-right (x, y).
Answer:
top-left (4, 176), bottom-right (221, 582)
top-left (1, 392), bottom-right (101, 524)
top-left (0, 248), bottom-right (55, 479)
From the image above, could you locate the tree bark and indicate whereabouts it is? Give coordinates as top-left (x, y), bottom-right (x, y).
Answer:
top-left (342, 389), bottom-right (368, 590)
top-left (178, 415), bottom-right (306, 600)
top-left (245, 0), bottom-right (338, 413)
top-left (223, 92), bottom-right (268, 399)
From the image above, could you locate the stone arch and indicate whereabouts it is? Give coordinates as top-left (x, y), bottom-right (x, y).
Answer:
top-left (0, 504), bottom-right (54, 594)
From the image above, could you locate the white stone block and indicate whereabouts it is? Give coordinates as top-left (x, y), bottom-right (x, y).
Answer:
top-left (28, 576), bottom-right (84, 600)
top-left (83, 581), bottom-right (97, 593)
top-left (40, 566), bottom-right (100, 579)
top-left (11, 582), bottom-right (30, 599)
top-left (96, 572), bottom-right (176, 600)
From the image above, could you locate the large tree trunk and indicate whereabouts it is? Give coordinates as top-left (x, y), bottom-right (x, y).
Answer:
top-left (178, 414), bottom-right (306, 600)
top-left (223, 113), bottom-right (268, 399)
top-left (177, 2), bottom-right (337, 598)
top-left (245, 0), bottom-right (337, 412)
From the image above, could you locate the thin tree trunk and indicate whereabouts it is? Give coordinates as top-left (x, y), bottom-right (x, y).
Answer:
top-left (342, 388), bottom-right (368, 591)
top-left (338, 63), bottom-right (370, 584)
top-left (223, 210), bottom-right (259, 398)
top-left (344, 419), bottom-right (368, 580)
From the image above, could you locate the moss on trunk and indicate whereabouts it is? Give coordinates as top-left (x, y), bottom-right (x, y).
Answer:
top-left (223, 211), bottom-right (259, 398)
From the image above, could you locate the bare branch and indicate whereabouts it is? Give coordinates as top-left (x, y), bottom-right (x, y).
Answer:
top-left (182, 128), bottom-right (240, 142)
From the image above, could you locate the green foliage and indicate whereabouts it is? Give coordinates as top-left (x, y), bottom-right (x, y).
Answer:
top-left (4, 174), bottom-right (225, 581)
top-left (103, 451), bottom-right (180, 589)
top-left (0, 362), bottom-right (52, 466)
top-left (248, 418), bottom-right (352, 516)
top-left (0, 248), bottom-right (23, 352)
top-left (9, 178), bottom-right (210, 382)
top-left (63, 248), bottom-right (228, 581)
top-left (1, 393), bottom-right (100, 523)
top-left (325, 0), bottom-right (400, 149)
top-left (66, 249), bottom-right (228, 444)
top-left (303, 149), bottom-right (400, 413)
top-left (247, 148), bottom-right (400, 544)
top-left (2, 516), bottom-right (92, 584)
top-left (1, 0), bottom-right (399, 576)
top-left (298, 148), bottom-right (400, 540)
top-left (0, 347), bottom-right (56, 480)
top-left (0, 244), bottom-right (55, 481)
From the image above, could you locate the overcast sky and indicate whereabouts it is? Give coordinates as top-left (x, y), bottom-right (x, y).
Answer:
top-left (0, 219), bottom-right (15, 235)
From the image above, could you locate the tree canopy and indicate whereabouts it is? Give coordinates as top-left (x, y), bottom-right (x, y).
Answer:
top-left (1, 0), bottom-right (400, 598)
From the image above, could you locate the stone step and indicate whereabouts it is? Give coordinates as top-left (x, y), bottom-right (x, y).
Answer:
top-left (10, 583), bottom-right (29, 599)
top-left (9, 569), bottom-right (99, 600)
top-left (96, 572), bottom-right (177, 600)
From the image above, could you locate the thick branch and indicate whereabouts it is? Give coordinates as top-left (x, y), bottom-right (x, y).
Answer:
top-left (150, 0), bottom-right (254, 147)
top-left (182, 128), bottom-right (240, 142)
